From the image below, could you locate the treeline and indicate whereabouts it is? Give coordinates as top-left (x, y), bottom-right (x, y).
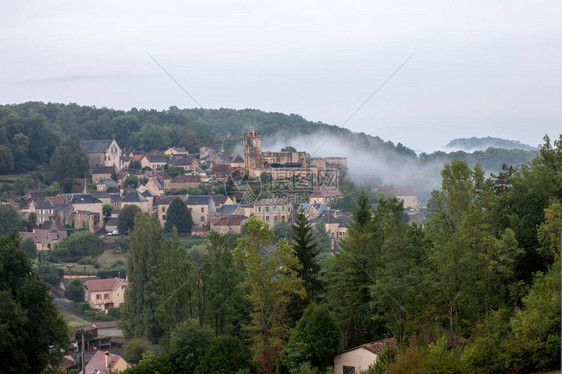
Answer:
top-left (118, 137), bottom-right (560, 374)
top-left (1, 102), bottom-right (537, 177)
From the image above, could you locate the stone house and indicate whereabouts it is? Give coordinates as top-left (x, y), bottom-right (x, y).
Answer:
top-left (83, 277), bottom-right (127, 312)
top-left (169, 175), bottom-right (201, 191)
top-left (91, 166), bottom-right (115, 183)
top-left (185, 195), bottom-right (215, 227)
top-left (334, 339), bottom-right (396, 374)
top-left (65, 193), bottom-right (104, 231)
top-left (121, 191), bottom-right (151, 212)
top-left (140, 153), bottom-right (167, 170)
top-left (19, 229), bottom-right (52, 252)
top-left (168, 155), bottom-right (199, 171)
top-left (309, 186), bottom-right (343, 207)
top-left (211, 215), bottom-right (247, 234)
top-left (254, 199), bottom-right (292, 227)
top-left (164, 147), bottom-right (189, 156)
top-left (29, 199), bottom-right (55, 224)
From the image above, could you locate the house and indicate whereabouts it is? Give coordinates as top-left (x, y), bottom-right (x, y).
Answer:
top-left (19, 229), bottom-right (52, 252)
top-left (91, 166), bottom-right (115, 183)
top-left (96, 178), bottom-right (119, 192)
top-left (254, 199), bottom-right (292, 227)
top-left (377, 185), bottom-right (418, 210)
top-left (29, 199), bottom-right (55, 224)
top-left (185, 195), bottom-right (215, 227)
top-left (121, 191), bottom-right (151, 212)
top-left (38, 218), bottom-right (68, 242)
top-left (296, 203), bottom-right (329, 221)
top-left (164, 146), bottom-right (189, 156)
top-left (140, 153), bottom-right (167, 170)
top-left (200, 144), bottom-right (224, 158)
top-left (65, 193), bottom-right (104, 231)
top-left (168, 155), bottom-right (199, 171)
top-left (83, 277), bottom-right (127, 312)
top-left (191, 226), bottom-right (209, 237)
top-left (309, 186), bottom-right (343, 207)
top-left (54, 204), bottom-right (73, 226)
top-left (58, 276), bottom-right (99, 291)
top-left (211, 215), bottom-right (247, 234)
top-left (212, 195), bottom-right (234, 210)
top-left (226, 153), bottom-right (244, 168)
top-left (313, 211), bottom-right (352, 250)
top-left (334, 331), bottom-right (465, 374)
top-left (80, 139), bottom-right (122, 173)
top-left (79, 350), bottom-right (130, 374)
top-left (139, 176), bottom-right (166, 196)
top-left (105, 218), bottom-right (118, 233)
top-left (169, 175), bottom-right (201, 191)
top-left (334, 338), bottom-right (396, 374)
top-left (142, 189), bottom-right (156, 207)
top-left (210, 164), bottom-right (235, 181)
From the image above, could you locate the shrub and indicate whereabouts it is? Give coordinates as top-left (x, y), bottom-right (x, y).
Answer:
top-left (77, 256), bottom-right (97, 265)
top-left (108, 307), bottom-right (121, 319)
top-left (124, 338), bottom-right (151, 364)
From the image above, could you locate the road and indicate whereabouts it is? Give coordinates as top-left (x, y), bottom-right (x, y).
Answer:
top-left (51, 291), bottom-right (96, 324)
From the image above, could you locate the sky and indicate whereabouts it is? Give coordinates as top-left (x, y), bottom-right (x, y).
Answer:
top-left (1, 0), bottom-right (560, 153)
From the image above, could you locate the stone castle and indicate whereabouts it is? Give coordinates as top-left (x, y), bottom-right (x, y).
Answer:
top-left (243, 130), bottom-right (348, 184)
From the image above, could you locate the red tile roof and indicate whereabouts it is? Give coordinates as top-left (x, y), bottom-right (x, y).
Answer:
top-left (80, 350), bottom-right (129, 374)
top-left (84, 277), bottom-right (125, 292)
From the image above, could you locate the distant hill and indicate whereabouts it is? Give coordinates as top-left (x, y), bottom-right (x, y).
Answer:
top-left (445, 137), bottom-right (539, 152)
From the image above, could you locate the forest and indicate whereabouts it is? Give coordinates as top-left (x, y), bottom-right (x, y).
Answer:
top-left (113, 136), bottom-right (560, 374)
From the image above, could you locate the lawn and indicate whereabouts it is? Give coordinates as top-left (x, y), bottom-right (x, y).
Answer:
top-left (97, 249), bottom-right (127, 268)
top-left (56, 304), bottom-right (90, 328)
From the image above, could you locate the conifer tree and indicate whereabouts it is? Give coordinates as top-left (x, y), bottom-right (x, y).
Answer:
top-left (164, 197), bottom-right (193, 233)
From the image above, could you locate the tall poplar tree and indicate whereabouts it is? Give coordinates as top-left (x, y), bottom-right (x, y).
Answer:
top-left (121, 213), bottom-right (165, 343)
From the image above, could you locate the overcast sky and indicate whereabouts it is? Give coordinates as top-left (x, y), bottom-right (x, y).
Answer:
top-left (1, 0), bottom-right (560, 152)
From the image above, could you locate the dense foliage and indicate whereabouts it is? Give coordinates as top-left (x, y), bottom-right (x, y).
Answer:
top-left (164, 198), bottom-right (193, 234)
top-left (0, 231), bottom-right (69, 373)
top-left (121, 136), bottom-right (561, 374)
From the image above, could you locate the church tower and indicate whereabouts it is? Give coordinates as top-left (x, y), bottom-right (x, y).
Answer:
top-left (244, 130), bottom-right (263, 170)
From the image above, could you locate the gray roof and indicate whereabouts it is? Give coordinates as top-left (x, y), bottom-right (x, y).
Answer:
top-left (122, 191), bottom-right (148, 203)
top-left (92, 166), bottom-right (115, 174)
top-left (67, 193), bottom-right (102, 204)
top-left (33, 200), bottom-right (54, 209)
top-left (144, 153), bottom-right (166, 163)
top-left (214, 204), bottom-right (241, 216)
top-left (80, 139), bottom-right (113, 154)
top-left (156, 195), bottom-right (180, 205)
top-left (142, 190), bottom-right (156, 197)
top-left (185, 195), bottom-right (212, 205)
top-left (54, 204), bottom-right (71, 212)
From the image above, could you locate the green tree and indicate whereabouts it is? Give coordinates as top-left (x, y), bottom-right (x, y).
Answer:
top-left (125, 174), bottom-right (139, 188)
top-left (201, 232), bottom-right (242, 336)
top-left (156, 231), bottom-right (198, 334)
top-left (313, 222), bottom-right (332, 261)
top-left (328, 189), bottom-right (377, 348)
top-left (0, 231), bottom-right (69, 373)
top-left (164, 198), bottom-right (193, 234)
top-left (64, 279), bottom-right (85, 303)
top-left (292, 211), bottom-right (321, 300)
top-left (118, 205), bottom-right (141, 234)
top-left (103, 203), bottom-right (114, 221)
top-left (53, 232), bottom-right (104, 259)
top-left (0, 144), bottom-right (14, 174)
top-left (196, 335), bottom-right (254, 374)
top-left (278, 304), bottom-right (342, 374)
top-left (122, 213), bottom-right (165, 343)
top-left (0, 205), bottom-right (22, 235)
top-left (233, 216), bottom-right (305, 374)
top-left (35, 262), bottom-right (64, 286)
top-left (21, 237), bottom-right (37, 259)
top-left (129, 160), bottom-right (142, 170)
top-left (124, 338), bottom-right (151, 364)
top-left (168, 320), bottom-right (214, 373)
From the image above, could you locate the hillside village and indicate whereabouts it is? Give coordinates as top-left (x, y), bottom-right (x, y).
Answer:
top-left (16, 130), bottom-right (419, 257)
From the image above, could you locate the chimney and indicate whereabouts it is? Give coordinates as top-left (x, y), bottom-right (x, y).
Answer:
top-left (105, 351), bottom-right (110, 368)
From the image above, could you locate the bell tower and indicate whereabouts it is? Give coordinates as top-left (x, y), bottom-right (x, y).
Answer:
top-left (244, 130), bottom-right (263, 170)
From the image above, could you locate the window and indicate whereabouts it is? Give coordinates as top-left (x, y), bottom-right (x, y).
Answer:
top-left (343, 366), bottom-right (355, 374)
top-left (265, 216), bottom-right (270, 221)
top-left (201, 216), bottom-right (205, 222)
top-left (96, 294), bottom-right (101, 300)
top-left (282, 206), bottom-right (286, 212)
top-left (104, 294), bottom-right (110, 300)
top-left (273, 207), bottom-right (278, 212)
top-left (162, 207), bottom-right (165, 212)
top-left (258, 207), bottom-right (261, 212)
top-left (265, 207), bottom-right (270, 212)
top-left (201, 207), bottom-right (204, 213)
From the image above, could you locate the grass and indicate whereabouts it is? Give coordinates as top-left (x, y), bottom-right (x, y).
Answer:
top-left (56, 304), bottom-right (90, 328)
top-left (97, 250), bottom-right (127, 268)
